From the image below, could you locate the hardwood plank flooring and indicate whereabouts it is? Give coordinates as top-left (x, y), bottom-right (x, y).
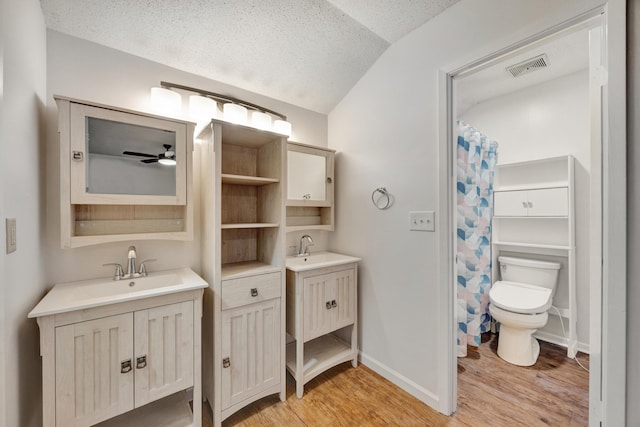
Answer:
top-left (203, 334), bottom-right (589, 427)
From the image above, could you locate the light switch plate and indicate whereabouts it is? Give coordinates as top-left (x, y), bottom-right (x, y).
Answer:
top-left (409, 211), bottom-right (435, 232)
top-left (6, 218), bottom-right (16, 253)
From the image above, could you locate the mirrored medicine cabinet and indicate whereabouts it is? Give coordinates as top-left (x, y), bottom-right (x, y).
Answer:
top-left (56, 96), bottom-right (194, 248)
top-left (286, 142), bottom-right (335, 231)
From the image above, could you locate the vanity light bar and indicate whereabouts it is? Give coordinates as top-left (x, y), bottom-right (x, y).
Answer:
top-left (159, 81), bottom-right (287, 120)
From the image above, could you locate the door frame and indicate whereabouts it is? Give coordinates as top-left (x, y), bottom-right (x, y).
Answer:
top-left (436, 2), bottom-right (626, 425)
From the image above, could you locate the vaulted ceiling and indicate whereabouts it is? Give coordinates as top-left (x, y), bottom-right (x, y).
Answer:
top-left (39, 0), bottom-right (460, 114)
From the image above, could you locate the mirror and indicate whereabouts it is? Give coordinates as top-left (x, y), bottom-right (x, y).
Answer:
top-left (85, 117), bottom-right (177, 196)
top-left (288, 150), bottom-right (326, 201)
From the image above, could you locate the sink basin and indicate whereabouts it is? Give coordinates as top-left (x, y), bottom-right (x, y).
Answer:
top-left (285, 251), bottom-right (361, 272)
top-left (28, 268), bottom-right (208, 318)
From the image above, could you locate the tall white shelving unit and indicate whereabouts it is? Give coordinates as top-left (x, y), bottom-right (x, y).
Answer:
top-left (491, 155), bottom-right (577, 357)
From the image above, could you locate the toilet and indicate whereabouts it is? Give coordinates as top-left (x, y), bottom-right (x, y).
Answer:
top-left (489, 256), bottom-right (561, 366)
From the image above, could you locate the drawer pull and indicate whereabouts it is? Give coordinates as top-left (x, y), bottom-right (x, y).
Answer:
top-left (120, 359), bottom-right (132, 374)
top-left (136, 355), bottom-right (147, 369)
top-left (223, 357), bottom-right (231, 368)
top-left (326, 301), bottom-right (332, 310)
top-left (331, 300), bottom-right (337, 308)
top-left (250, 288), bottom-right (258, 297)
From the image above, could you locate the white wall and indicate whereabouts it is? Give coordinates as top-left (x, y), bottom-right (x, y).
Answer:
top-left (45, 30), bottom-right (328, 286)
top-left (328, 0), bottom-right (603, 409)
top-left (1, 1), bottom-right (47, 426)
top-left (627, 0), bottom-right (639, 424)
top-left (460, 70), bottom-right (591, 350)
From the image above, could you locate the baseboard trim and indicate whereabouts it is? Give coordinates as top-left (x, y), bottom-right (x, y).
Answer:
top-left (534, 331), bottom-right (590, 354)
top-left (359, 351), bottom-right (439, 409)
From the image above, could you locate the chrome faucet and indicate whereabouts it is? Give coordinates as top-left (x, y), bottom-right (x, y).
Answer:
top-left (126, 245), bottom-right (137, 278)
top-left (297, 235), bottom-right (314, 257)
top-left (103, 245), bottom-right (156, 280)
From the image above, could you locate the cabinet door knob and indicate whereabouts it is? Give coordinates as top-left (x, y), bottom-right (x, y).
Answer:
top-left (326, 301), bottom-right (332, 310)
top-left (136, 355), bottom-right (147, 369)
top-left (331, 300), bottom-right (337, 308)
top-left (120, 359), bottom-right (132, 374)
top-left (250, 288), bottom-right (258, 297)
top-left (223, 357), bottom-right (231, 368)
top-left (522, 201), bottom-right (527, 208)
top-left (528, 201), bottom-right (533, 208)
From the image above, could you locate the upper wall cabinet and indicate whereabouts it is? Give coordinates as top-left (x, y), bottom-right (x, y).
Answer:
top-left (55, 96), bottom-right (195, 248)
top-left (286, 142), bottom-right (335, 232)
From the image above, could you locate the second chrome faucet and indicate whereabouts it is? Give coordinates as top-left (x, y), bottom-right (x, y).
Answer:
top-left (297, 235), bottom-right (314, 257)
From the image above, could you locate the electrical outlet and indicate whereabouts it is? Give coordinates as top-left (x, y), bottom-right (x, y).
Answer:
top-left (409, 211), bottom-right (435, 232)
top-left (6, 218), bottom-right (16, 253)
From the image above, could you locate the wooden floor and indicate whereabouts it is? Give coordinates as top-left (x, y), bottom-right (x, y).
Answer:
top-left (204, 334), bottom-right (589, 427)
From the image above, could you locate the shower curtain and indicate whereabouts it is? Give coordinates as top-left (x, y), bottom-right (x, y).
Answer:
top-left (456, 120), bottom-right (498, 357)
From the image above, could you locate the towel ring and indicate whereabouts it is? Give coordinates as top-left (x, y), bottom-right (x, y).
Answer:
top-left (371, 187), bottom-right (392, 210)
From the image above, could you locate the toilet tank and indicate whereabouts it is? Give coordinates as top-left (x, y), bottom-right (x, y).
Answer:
top-left (498, 256), bottom-right (561, 291)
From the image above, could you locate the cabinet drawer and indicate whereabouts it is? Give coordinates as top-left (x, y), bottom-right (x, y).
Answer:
top-left (222, 272), bottom-right (281, 309)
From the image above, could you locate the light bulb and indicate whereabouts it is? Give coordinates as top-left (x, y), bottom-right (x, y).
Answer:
top-left (273, 119), bottom-right (292, 137)
top-left (158, 158), bottom-right (176, 166)
top-left (251, 111), bottom-right (272, 131)
top-left (223, 103), bottom-right (248, 125)
top-left (150, 87), bottom-right (182, 116)
top-left (189, 95), bottom-right (217, 121)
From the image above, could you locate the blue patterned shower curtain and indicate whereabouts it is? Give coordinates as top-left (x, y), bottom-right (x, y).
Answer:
top-left (456, 121), bottom-right (498, 357)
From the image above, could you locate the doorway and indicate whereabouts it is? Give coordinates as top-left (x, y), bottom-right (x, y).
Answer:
top-left (436, 4), bottom-right (627, 425)
top-left (453, 19), bottom-right (597, 424)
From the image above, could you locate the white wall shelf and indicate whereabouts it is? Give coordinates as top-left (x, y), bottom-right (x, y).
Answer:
top-left (492, 155), bottom-right (577, 357)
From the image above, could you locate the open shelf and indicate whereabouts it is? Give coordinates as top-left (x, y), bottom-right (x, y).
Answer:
top-left (285, 334), bottom-right (355, 384)
top-left (96, 391), bottom-right (193, 427)
top-left (285, 206), bottom-right (333, 231)
top-left (221, 173), bottom-right (279, 186)
top-left (221, 223), bottom-right (279, 229)
top-left (221, 261), bottom-right (282, 280)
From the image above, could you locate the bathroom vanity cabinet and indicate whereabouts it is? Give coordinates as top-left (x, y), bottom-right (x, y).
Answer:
top-left (55, 96), bottom-right (195, 248)
top-left (286, 142), bottom-right (335, 231)
top-left (285, 261), bottom-right (358, 398)
top-left (492, 155), bottom-right (577, 357)
top-left (29, 270), bottom-right (206, 427)
top-left (199, 120), bottom-right (286, 426)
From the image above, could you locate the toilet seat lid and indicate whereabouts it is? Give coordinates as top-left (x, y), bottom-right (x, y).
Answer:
top-left (489, 281), bottom-right (552, 314)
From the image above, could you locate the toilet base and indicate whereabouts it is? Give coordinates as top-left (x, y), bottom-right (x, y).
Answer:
top-left (496, 324), bottom-right (540, 366)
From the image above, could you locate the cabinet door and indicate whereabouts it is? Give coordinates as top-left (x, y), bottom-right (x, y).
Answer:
top-left (493, 190), bottom-right (528, 216)
top-left (55, 313), bottom-right (134, 427)
top-left (221, 299), bottom-right (281, 409)
top-left (527, 188), bottom-right (569, 217)
top-left (134, 301), bottom-right (194, 407)
top-left (69, 102), bottom-right (188, 205)
top-left (330, 268), bottom-right (357, 331)
top-left (303, 274), bottom-right (333, 342)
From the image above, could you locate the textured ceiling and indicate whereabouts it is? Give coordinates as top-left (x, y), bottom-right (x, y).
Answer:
top-left (39, 0), bottom-right (459, 114)
top-left (457, 25), bottom-right (590, 114)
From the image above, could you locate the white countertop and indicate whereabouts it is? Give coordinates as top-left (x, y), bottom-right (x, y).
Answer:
top-left (28, 267), bottom-right (208, 318)
top-left (285, 251), bottom-right (361, 272)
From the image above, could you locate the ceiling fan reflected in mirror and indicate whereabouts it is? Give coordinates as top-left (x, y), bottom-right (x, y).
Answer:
top-left (123, 144), bottom-right (176, 165)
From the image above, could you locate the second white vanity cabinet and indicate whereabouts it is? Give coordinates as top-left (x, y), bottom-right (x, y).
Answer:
top-left (29, 268), bottom-right (207, 427)
top-left (285, 256), bottom-right (359, 398)
top-left (301, 268), bottom-right (356, 342)
top-left (55, 301), bottom-right (194, 426)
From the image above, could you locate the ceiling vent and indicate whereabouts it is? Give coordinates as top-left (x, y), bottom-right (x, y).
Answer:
top-left (505, 54), bottom-right (549, 78)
